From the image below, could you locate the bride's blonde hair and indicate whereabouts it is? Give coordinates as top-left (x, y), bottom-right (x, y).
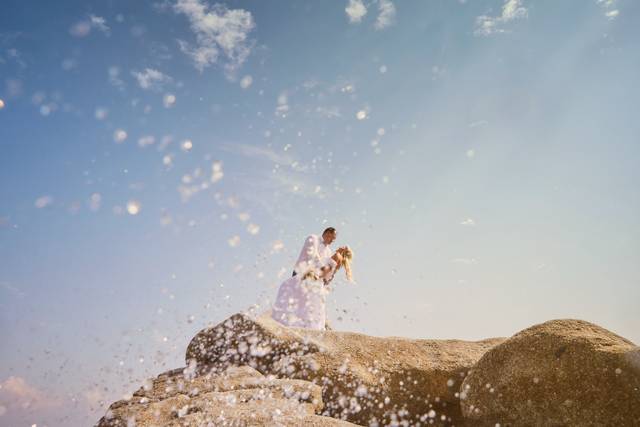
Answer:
top-left (337, 246), bottom-right (354, 281)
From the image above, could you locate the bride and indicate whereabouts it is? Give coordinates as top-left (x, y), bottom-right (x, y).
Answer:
top-left (271, 246), bottom-right (353, 330)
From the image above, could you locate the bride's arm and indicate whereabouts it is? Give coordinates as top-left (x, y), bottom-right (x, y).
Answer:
top-left (331, 252), bottom-right (343, 265)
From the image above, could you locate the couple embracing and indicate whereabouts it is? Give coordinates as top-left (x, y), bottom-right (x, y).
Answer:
top-left (271, 227), bottom-right (354, 331)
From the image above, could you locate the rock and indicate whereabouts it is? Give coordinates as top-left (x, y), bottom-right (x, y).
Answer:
top-left (96, 365), bottom-right (355, 426)
top-left (186, 313), bottom-right (504, 426)
top-left (460, 319), bottom-right (640, 426)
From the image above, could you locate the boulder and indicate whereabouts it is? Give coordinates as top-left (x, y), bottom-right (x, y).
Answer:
top-left (96, 365), bottom-right (355, 426)
top-left (186, 313), bottom-right (504, 426)
top-left (460, 319), bottom-right (640, 426)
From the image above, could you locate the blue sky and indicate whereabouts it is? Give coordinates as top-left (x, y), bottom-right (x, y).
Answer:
top-left (1, 0), bottom-right (639, 425)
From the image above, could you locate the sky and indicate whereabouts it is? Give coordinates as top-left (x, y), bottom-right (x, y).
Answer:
top-left (1, 0), bottom-right (639, 425)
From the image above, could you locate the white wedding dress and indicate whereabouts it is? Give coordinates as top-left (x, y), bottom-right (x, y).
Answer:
top-left (271, 272), bottom-right (333, 330)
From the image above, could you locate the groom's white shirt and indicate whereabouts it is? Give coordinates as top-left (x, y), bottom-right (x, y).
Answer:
top-left (294, 234), bottom-right (336, 276)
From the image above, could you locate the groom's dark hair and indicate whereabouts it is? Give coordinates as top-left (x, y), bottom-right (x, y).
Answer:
top-left (323, 227), bottom-right (336, 235)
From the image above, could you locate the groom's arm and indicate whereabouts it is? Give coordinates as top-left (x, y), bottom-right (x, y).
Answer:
top-left (295, 235), bottom-right (336, 274)
top-left (294, 235), bottom-right (321, 274)
top-left (318, 247), bottom-right (338, 274)
top-left (321, 252), bottom-right (338, 272)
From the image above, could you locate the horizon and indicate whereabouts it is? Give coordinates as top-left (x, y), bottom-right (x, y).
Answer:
top-left (1, 0), bottom-right (639, 425)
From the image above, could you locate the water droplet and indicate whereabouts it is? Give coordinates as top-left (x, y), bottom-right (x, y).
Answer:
top-left (163, 93), bottom-right (176, 108)
top-left (240, 75), bottom-right (253, 89)
top-left (113, 129), bottom-right (128, 143)
top-left (126, 200), bottom-right (141, 215)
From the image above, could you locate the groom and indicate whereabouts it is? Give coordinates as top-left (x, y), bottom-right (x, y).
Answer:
top-left (292, 227), bottom-right (337, 278)
top-left (292, 227), bottom-right (337, 331)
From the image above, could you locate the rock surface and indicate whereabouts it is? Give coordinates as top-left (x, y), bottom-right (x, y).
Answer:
top-left (186, 313), bottom-right (504, 426)
top-left (96, 365), bottom-right (355, 426)
top-left (460, 319), bottom-right (640, 426)
top-left (97, 314), bottom-right (640, 426)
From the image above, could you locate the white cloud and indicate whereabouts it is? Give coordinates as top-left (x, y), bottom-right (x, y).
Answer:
top-left (131, 68), bottom-right (172, 91)
top-left (375, 0), bottom-right (396, 29)
top-left (475, 0), bottom-right (527, 36)
top-left (345, 0), bottom-right (367, 23)
top-left (460, 218), bottom-right (476, 226)
top-left (173, 0), bottom-right (255, 75)
top-left (89, 15), bottom-right (110, 35)
top-left (69, 15), bottom-right (110, 37)
top-left (468, 120), bottom-right (488, 128)
top-left (598, 0), bottom-right (619, 19)
top-left (502, 0), bottom-right (527, 20)
top-left (346, 0), bottom-right (395, 29)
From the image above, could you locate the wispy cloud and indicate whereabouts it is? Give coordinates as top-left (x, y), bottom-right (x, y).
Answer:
top-left (314, 105), bottom-right (342, 119)
top-left (89, 15), bottom-right (110, 34)
top-left (460, 218), bottom-right (476, 226)
top-left (375, 0), bottom-right (396, 30)
top-left (345, 0), bottom-right (367, 23)
top-left (475, 0), bottom-right (528, 36)
top-left (0, 281), bottom-right (26, 298)
top-left (221, 143), bottom-right (326, 209)
top-left (0, 43), bottom-right (27, 69)
top-left (223, 143), bottom-right (304, 170)
top-left (0, 376), bottom-right (63, 411)
top-left (266, 170), bottom-right (327, 198)
top-left (131, 68), bottom-right (172, 91)
top-left (173, 0), bottom-right (255, 76)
